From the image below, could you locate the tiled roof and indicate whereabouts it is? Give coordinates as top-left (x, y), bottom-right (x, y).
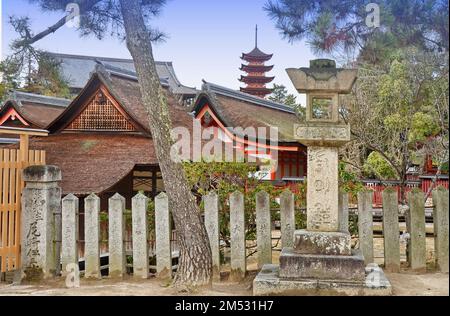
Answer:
top-left (10, 91), bottom-right (71, 108)
top-left (193, 82), bottom-right (301, 143)
top-left (46, 52), bottom-right (198, 95)
top-left (0, 91), bottom-right (71, 129)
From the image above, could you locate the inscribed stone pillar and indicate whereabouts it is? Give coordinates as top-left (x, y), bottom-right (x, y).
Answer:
top-left (256, 191), bottom-right (272, 269)
top-left (432, 187), bottom-right (449, 273)
top-left (132, 193), bottom-right (149, 279)
top-left (155, 192), bottom-right (171, 279)
top-left (108, 193), bottom-right (126, 278)
top-left (204, 192), bottom-right (220, 282)
top-left (358, 191), bottom-right (374, 264)
top-left (230, 191), bottom-right (246, 281)
top-left (61, 194), bottom-right (79, 276)
top-left (307, 147), bottom-right (340, 232)
top-left (84, 194), bottom-right (101, 279)
top-left (407, 189), bottom-right (427, 272)
top-left (21, 165), bottom-right (61, 281)
top-left (382, 188), bottom-right (400, 273)
top-left (280, 190), bottom-right (295, 248)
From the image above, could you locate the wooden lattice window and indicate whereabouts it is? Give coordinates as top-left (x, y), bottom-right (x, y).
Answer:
top-left (68, 91), bottom-right (136, 131)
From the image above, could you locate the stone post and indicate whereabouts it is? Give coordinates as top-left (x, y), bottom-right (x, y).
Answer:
top-left (84, 194), bottom-right (101, 279)
top-left (306, 147), bottom-right (340, 232)
top-left (382, 188), bottom-right (400, 272)
top-left (407, 189), bottom-right (427, 272)
top-left (132, 193), bottom-right (149, 279)
top-left (358, 191), bottom-right (374, 264)
top-left (155, 192), bottom-right (171, 279)
top-left (256, 191), bottom-right (272, 269)
top-left (280, 190), bottom-right (295, 248)
top-left (21, 165), bottom-right (61, 281)
top-left (432, 187), bottom-right (449, 273)
top-left (230, 191), bottom-right (246, 281)
top-left (204, 192), bottom-right (220, 282)
top-left (61, 194), bottom-right (79, 276)
top-left (338, 191), bottom-right (349, 233)
top-left (108, 193), bottom-right (126, 278)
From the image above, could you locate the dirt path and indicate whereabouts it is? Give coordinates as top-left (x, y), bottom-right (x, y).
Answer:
top-left (0, 271), bottom-right (447, 296)
top-left (387, 272), bottom-right (449, 296)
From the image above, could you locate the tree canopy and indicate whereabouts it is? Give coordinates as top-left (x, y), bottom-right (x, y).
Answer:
top-left (265, 0), bottom-right (449, 63)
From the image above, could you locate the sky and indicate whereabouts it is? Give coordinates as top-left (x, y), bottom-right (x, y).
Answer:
top-left (1, 0), bottom-right (317, 99)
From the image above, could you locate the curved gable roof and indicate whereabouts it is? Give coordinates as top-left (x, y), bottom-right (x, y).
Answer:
top-left (0, 92), bottom-right (70, 129)
top-left (192, 82), bottom-right (302, 144)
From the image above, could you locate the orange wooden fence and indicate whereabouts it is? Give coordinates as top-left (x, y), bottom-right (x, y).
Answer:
top-left (0, 149), bottom-right (46, 272)
top-left (0, 126), bottom-right (48, 273)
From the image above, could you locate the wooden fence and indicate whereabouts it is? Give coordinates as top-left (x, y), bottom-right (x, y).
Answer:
top-left (54, 186), bottom-right (448, 281)
top-left (0, 149), bottom-right (46, 273)
top-left (0, 126), bottom-right (48, 274)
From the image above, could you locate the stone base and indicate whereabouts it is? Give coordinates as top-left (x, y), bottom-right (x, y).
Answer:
top-left (294, 230), bottom-right (351, 255)
top-left (280, 248), bottom-right (365, 281)
top-left (254, 264), bottom-right (392, 296)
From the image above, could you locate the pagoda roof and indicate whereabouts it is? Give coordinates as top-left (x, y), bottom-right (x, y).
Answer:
top-left (241, 47), bottom-right (273, 61)
top-left (239, 75), bottom-right (275, 84)
top-left (240, 64), bottom-right (274, 72)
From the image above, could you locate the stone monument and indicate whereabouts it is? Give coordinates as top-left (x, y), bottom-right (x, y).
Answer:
top-left (253, 59), bottom-right (392, 296)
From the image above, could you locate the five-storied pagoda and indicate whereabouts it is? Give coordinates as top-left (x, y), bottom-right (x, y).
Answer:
top-left (254, 59), bottom-right (392, 296)
top-left (239, 26), bottom-right (274, 98)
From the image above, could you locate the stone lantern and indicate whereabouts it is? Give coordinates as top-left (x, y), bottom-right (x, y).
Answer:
top-left (253, 59), bottom-right (392, 296)
top-left (287, 59), bottom-right (355, 232)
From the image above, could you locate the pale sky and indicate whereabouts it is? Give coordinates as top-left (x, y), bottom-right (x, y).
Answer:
top-left (1, 0), bottom-right (319, 100)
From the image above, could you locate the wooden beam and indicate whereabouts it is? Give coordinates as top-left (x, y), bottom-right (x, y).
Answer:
top-left (0, 126), bottom-right (49, 137)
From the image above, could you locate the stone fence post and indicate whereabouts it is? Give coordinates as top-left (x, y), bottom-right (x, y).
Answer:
top-left (357, 191), bottom-right (374, 264)
top-left (229, 191), bottom-right (246, 282)
top-left (256, 191), bottom-right (271, 269)
top-left (132, 193), bottom-right (149, 279)
top-left (204, 192), bottom-right (220, 282)
top-left (155, 192), bottom-right (171, 280)
top-left (432, 187), bottom-right (449, 273)
top-left (61, 194), bottom-right (79, 276)
top-left (382, 188), bottom-right (400, 273)
top-left (407, 189), bottom-right (426, 272)
top-left (280, 190), bottom-right (295, 248)
top-left (21, 165), bottom-right (62, 281)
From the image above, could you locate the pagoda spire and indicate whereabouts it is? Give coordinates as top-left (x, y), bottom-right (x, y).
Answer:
top-left (239, 26), bottom-right (274, 98)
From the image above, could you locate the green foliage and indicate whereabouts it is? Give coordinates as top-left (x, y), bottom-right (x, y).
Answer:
top-left (269, 84), bottom-right (299, 107)
top-left (339, 162), bottom-right (365, 198)
top-left (183, 161), bottom-right (284, 244)
top-left (363, 152), bottom-right (397, 180)
top-left (265, 0), bottom-right (449, 63)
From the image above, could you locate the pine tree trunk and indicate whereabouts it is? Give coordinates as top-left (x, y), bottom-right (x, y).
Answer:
top-left (119, 0), bottom-right (212, 287)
